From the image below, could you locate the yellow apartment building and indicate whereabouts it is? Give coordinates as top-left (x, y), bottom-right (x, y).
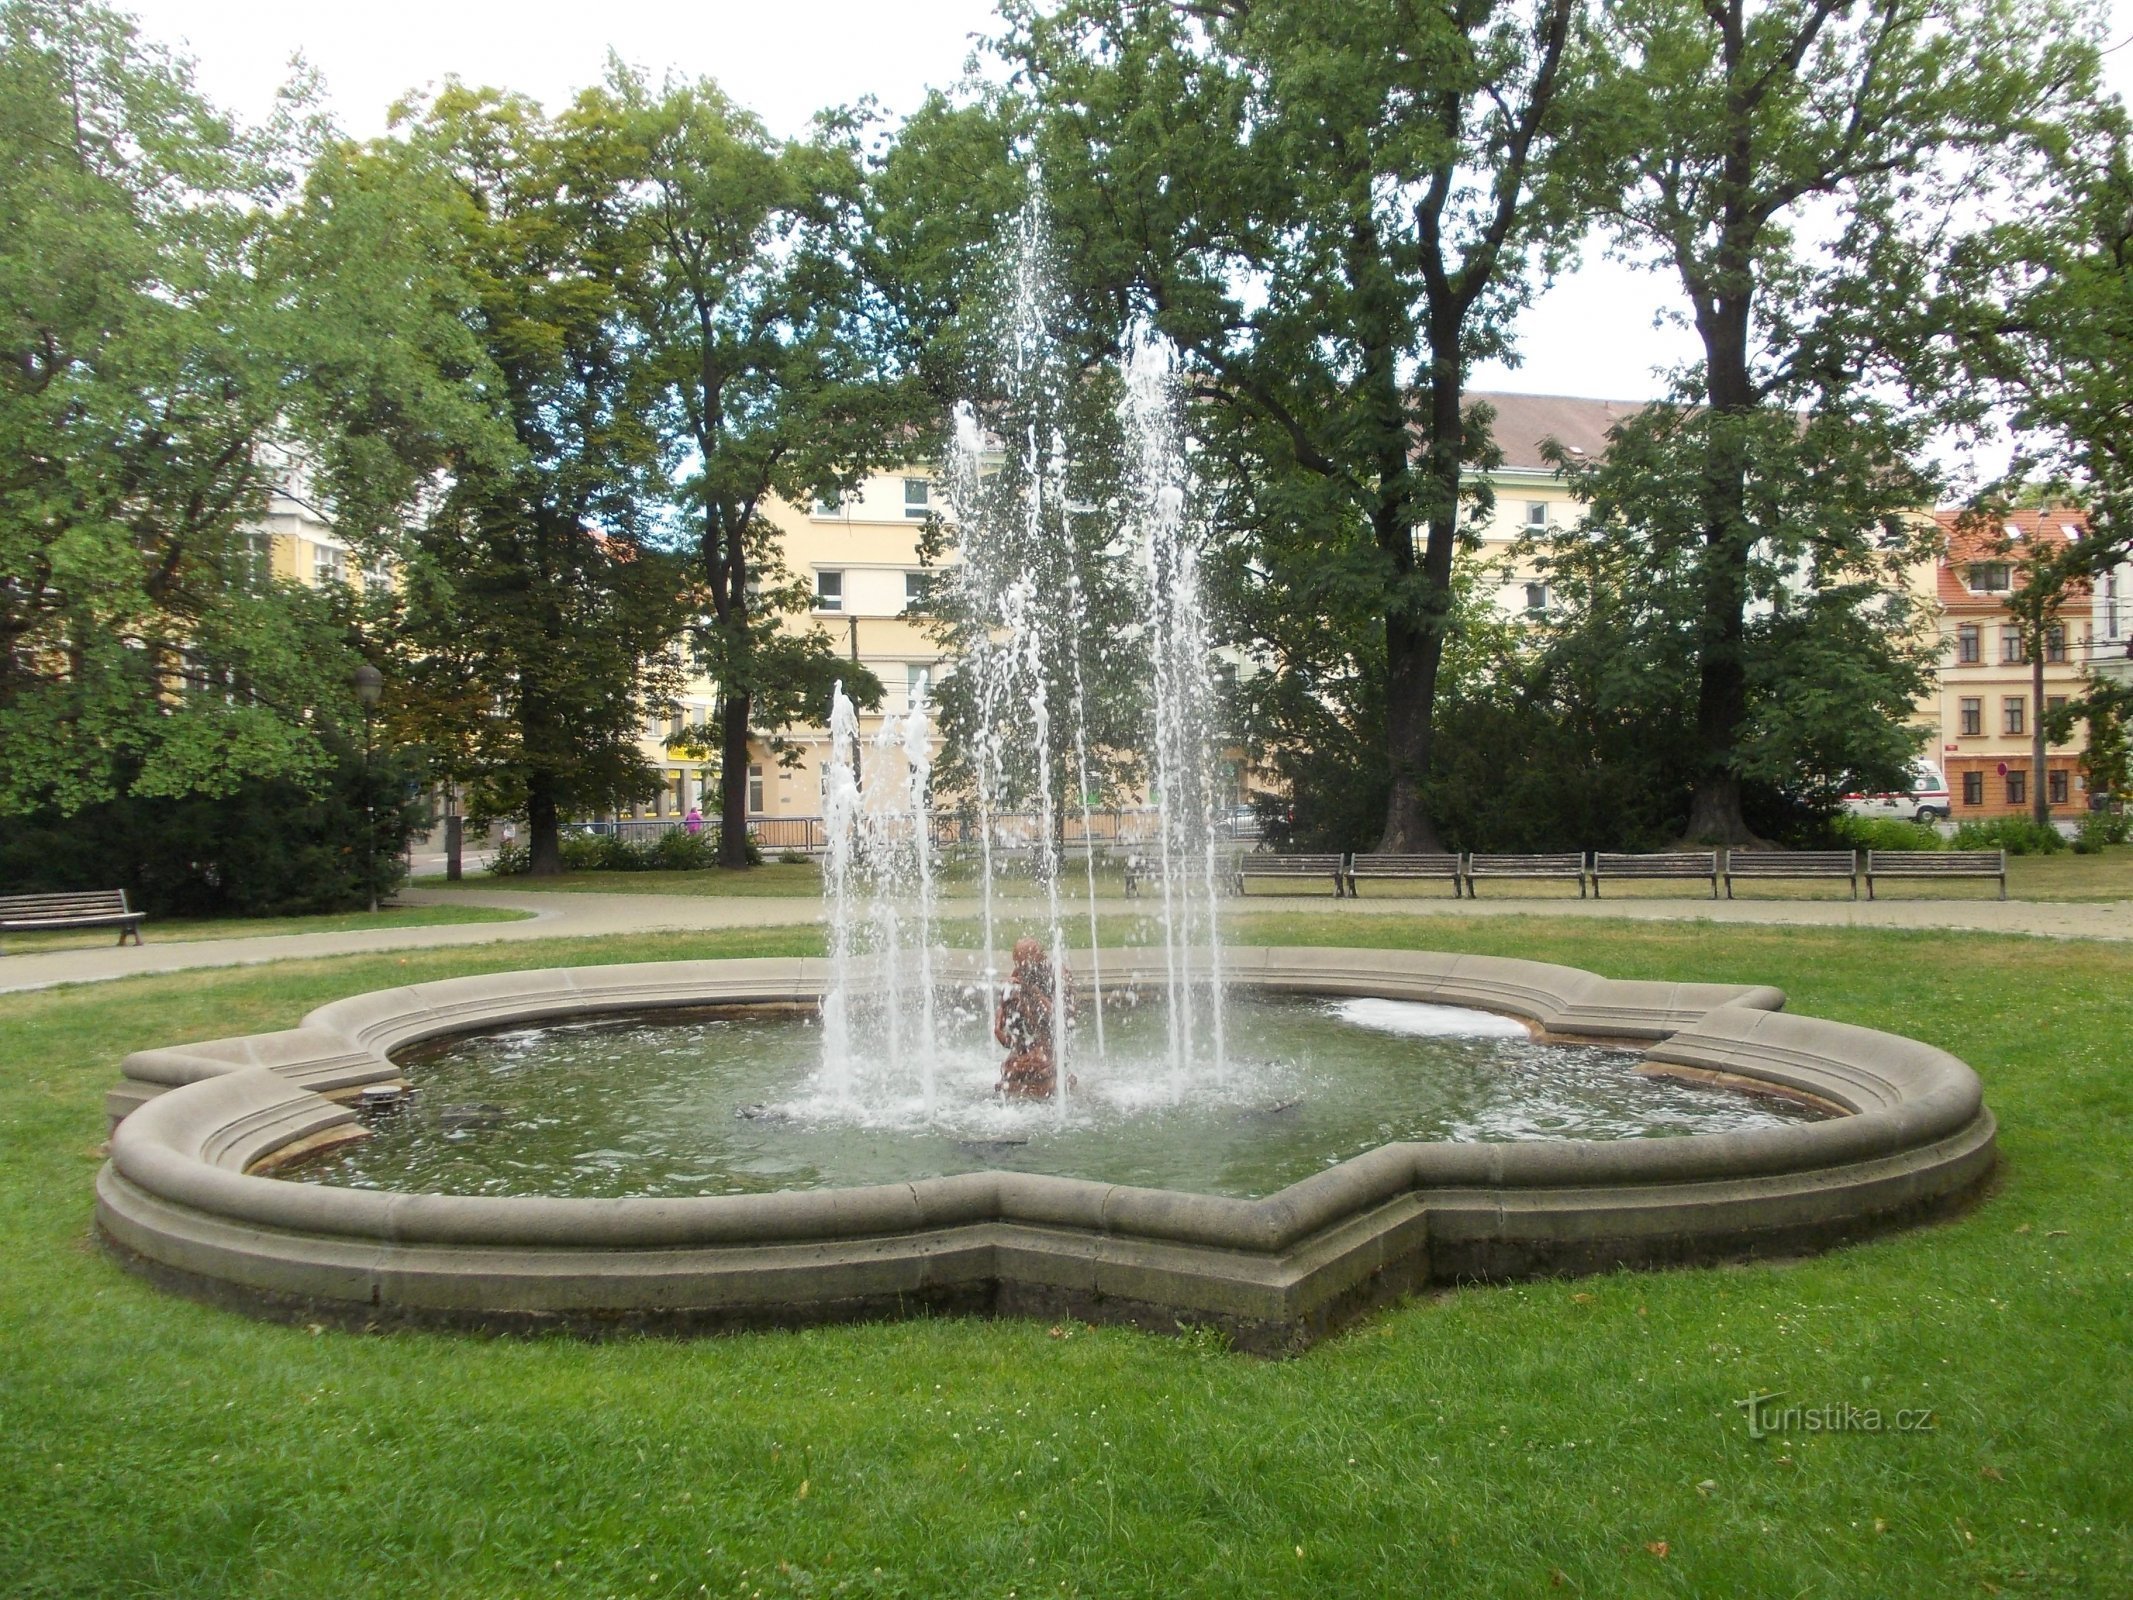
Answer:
top-left (1916, 510), bottom-right (2096, 819)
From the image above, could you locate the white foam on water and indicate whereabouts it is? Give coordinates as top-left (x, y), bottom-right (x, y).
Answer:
top-left (1327, 999), bottom-right (1531, 1039)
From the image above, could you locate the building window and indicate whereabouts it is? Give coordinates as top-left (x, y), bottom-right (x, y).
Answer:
top-left (2006, 769), bottom-right (2027, 806)
top-left (2003, 697), bottom-right (2025, 736)
top-left (903, 662), bottom-right (928, 708)
top-left (2002, 628), bottom-right (2025, 664)
top-left (904, 571), bottom-right (931, 608)
top-left (2048, 769), bottom-right (2069, 806)
top-left (1524, 502), bottom-right (1548, 530)
top-left (812, 493), bottom-right (842, 516)
top-left (1959, 697), bottom-right (1982, 737)
top-left (1957, 624), bottom-right (1980, 664)
top-left (1968, 562), bottom-right (2011, 593)
top-left (1962, 771), bottom-right (1984, 806)
top-left (312, 545), bottom-right (345, 586)
top-left (2045, 624), bottom-right (2066, 663)
top-left (903, 478), bottom-right (930, 518)
top-left (1523, 581), bottom-right (1548, 614)
top-left (814, 570), bottom-right (842, 611)
top-left (747, 764), bottom-right (764, 813)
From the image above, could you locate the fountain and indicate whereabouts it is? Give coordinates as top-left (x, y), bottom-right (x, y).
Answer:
top-left (813, 187), bottom-right (1228, 1118)
top-left (90, 191), bottom-right (1999, 1352)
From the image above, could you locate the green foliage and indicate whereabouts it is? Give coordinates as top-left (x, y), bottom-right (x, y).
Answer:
top-left (1831, 815), bottom-right (1946, 853)
top-left (1581, 0), bottom-right (2098, 840)
top-left (1531, 404), bottom-right (1941, 835)
top-left (1953, 815), bottom-right (2067, 855)
top-left (363, 87), bottom-right (694, 874)
top-left (591, 67), bottom-right (911, 861)
top-left (494, 824), bottom-right (752, 876)
top-left (0, 742), bottom-right (418, 915)
top-left (1007, 0), bottom-right (1583, 848)
top-left (2073, 807), bottom-right (2128, 852)
top-left (0, 0), bottom-right (380, 815)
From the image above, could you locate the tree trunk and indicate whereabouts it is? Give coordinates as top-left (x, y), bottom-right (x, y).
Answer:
top-left (717, 688), bottom-right (753, 868)
top-left (1682, 280), bottom-right (1761, 846)
top-left (526, 778), bottom-right (564, 875)
top-left (2032, 650), bottom-right (2049, 828)
top-left (1381, 611), bottom-right (1445, 852)
top-left (1376, 326), bottom-right (1459, 855)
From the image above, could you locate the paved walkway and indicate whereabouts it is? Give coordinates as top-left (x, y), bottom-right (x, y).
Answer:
top-left (1, 883), bottom-right (2126, 996)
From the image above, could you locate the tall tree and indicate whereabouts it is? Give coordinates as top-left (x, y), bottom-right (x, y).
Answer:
top-left (377, 86), bottom-right (689, 874)
top-left (1008, 0), bottom-right (1583, 850)
top-left (1533, 405), bottom-right (1941, 829)
top-left (0, 0), bottom-right (370, 814)
top-left (596, 68), bottom-right (904, 866)
top-left (1588, 0), bottom-right (2100, 841)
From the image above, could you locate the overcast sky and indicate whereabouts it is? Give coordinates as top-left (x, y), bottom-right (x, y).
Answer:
top-left (126, 0), bottom-right (2133, 419)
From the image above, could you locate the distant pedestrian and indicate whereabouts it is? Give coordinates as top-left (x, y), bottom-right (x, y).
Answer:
top-left (684, 806), bottom-right (704, 836)
top-left (501, 820), bottom-right (517, 847)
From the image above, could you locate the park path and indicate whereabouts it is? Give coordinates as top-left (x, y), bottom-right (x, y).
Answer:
top-left (0, 882), bottom-right (2126, 995)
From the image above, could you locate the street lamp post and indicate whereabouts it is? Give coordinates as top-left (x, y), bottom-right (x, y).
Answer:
top-left (353, 662), bottom-right (384, 914)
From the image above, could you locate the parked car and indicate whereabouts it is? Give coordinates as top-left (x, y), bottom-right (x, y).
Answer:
top-left (1840, 763), bottom-right (1952, 824)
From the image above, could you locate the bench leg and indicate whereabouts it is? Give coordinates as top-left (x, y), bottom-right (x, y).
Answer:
top-left (1866, 876), bottom-right (1875, 901)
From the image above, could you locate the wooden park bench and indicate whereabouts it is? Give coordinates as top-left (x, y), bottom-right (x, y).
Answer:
top-left (1344, 852), bottom-right (1465, 898)
top-left (1236, 853), bottom-right (1350, 897)
top-left (1865, 849), bottom-right (2007, 901)
top-left (1724, 849), bottom-right (1858, 900)
top-left (1123, 849), bottom-right (1248, 898)
top-left (0, 890), bottom-right (146, 951)
top-left (1463, 852), bottom-right (1588, 897)
top-left (1591, 850), bottom-right (1720, 899)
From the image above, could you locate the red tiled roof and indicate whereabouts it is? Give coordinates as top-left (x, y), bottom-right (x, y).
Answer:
top-left (1933, 509), bottom-right (2091, 611)
top-left (1467, 391), bottom-right (1651, 472)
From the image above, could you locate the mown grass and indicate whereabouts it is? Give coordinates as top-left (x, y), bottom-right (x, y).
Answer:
top-left (0, 901), bottom-right (532, 955)
top-left (3, 919), bottom-right (2128, 1597)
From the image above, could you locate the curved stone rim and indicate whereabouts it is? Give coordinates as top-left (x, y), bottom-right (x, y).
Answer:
top-left (95, 947), bottom-right (1996, 1353)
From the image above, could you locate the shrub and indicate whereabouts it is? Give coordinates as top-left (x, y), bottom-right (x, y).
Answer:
top-left (646, 827), bottom-right (718, 871)
top-left (2073, 808), bottom-right (2129, 853)
top-left (1952, 816), bottom-right (2067, 855)
top-left (0, 744), bottom-right (419, 916)
top-left (1830, 815), bottom-right (1944, 853)
top-left (485, 839), bottom-right (530, 876)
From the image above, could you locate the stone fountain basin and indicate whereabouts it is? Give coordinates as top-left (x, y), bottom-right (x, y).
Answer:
top-left (96, 947), bottom-right (1994, 1354)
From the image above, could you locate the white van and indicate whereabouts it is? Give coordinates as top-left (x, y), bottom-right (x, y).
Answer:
top-left (1841, 763), bottom-right (1952, 824)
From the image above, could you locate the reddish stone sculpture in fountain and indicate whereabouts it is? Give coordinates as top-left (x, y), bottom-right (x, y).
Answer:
top-left (995, 937), bottom-right (1068, 1099)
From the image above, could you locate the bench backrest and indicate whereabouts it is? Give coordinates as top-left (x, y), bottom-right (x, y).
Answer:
top-left (1726, 850), bottom-right (1856, 871)
top-left (0, 889), bottom-right (130, 917)
top-left (1348, 853), bottom-right (1461, 872)
top-left (1592, 851), bottom-right (1717, 874)
top-left (1240, 853), bottom-right (1345, 871)
top-left (1866, 850), bottom-right (2006, 870)
top-left (1466, 853), bottom-right (1585, 871)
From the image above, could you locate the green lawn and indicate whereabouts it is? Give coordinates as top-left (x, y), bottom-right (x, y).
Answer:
top-left (4, 920), bottom-right (2127, 1597)
top-left (0, 901), bottom-right (532, 955)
